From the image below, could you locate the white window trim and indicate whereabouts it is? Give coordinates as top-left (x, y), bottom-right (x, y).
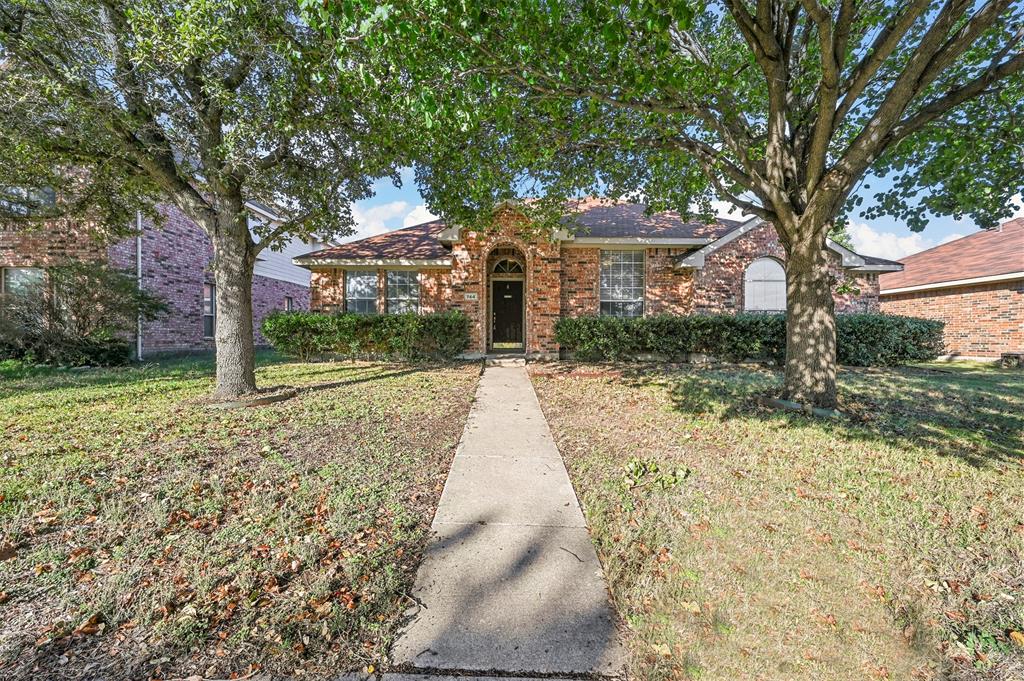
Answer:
top-left (386, 270), bottom-right (420, 314)
top-left (743, 257), bottom-right (787, 312)
top-left (599, 249), bottom-right (646, 318)
top-left (345, 271), bottom-right (379, 314)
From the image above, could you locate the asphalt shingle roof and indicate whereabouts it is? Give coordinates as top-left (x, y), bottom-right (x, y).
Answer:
top-left (880, 218), bottom-right (1024, 290)
top-left (294, 198), bottom-right (904, 268)
top-left (294, 220), bottom-right (450, 261)
top-left (560, 197), bottom-right (741, 239)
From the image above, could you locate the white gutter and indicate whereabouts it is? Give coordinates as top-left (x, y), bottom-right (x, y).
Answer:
top-left (674, 217), bottom-right (763, 269)
top-left (244, 200), bottom-right (282, 222)
top-left (135, 210), bottom-right (143, 361)
top-left (293, 257), bottom-right (453, 268)
top-left (880, 270), bottom-right (1024, 295)
top-left (561, 236), bottom-right (711, 247)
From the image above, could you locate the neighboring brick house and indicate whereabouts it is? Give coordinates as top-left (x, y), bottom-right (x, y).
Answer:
top-left (880, 218), bottom-right (1024, 359)
top-left (0, 201), bottom-right (313, 356)
top-left (294, 199), bottom-right (900, 357)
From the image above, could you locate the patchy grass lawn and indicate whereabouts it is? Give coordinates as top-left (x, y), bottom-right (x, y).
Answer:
top-left (530, 362), bottom-right (1023, 681)
top-left (0, 353), bottom-right (479, 680)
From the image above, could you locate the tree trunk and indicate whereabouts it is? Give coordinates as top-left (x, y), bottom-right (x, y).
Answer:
top-left (211, 205), bottom-right (258, 399)
top-left (782, 230), bottom-right (838, 409)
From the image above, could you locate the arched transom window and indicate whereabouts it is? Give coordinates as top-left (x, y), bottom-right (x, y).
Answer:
top-left (744, 258), bottom-right (786, 312)
top-left (492, 259), bottom-right (524, 274)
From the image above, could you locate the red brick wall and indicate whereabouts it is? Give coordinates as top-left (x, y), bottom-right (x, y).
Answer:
top-left (5, 203), bottom-right (308, 354)
top-left (646, 247), bottom-right (696, 314)
top-left (559, 248), bottom-right (599, 316)
top-left (251, 276), bottom-right (310, 346)
top-left (310, 268), bottom-right (344, 311)
top-left (449, 211), bottom-right (562, 355)
top-left (835, 273), bottom-right (880, 313)
top-left (309, 267), bottom-right (454, 316)
top-left (0, 220), bottom-right (106, 267)
top-left (420, 269), bottom-right (452, 313)
top-left (881, 280), bottom-right (1024, 357)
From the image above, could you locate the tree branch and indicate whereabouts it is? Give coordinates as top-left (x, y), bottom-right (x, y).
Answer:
top-left (889, 50), bottom-right (1024, 142)
top-left (833, 0), bottom-right (933, 124)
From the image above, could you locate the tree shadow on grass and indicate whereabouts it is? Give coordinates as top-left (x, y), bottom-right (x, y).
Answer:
top-left (0, 353), bottom-right (441, 403)
top-left (618, 362), bottom-right (1024, 469)
top-left (389, 513), bottom-right (624, 676)
top-left (287, 366), bottom-right (430, 396)
top-left (0, 349), bottom-right (291, 399)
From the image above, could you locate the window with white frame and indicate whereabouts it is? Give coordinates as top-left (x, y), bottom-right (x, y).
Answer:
top-left (345, 271), bottom-right (378, 314)
top-left (387, 270), bottom-right (419, 314)
top-left (744, 258), bottom-right (786, 312)
top-left (202, 283), bottom-right (216, 337)
top-left (599, 250), bottom-right (644, 317)
top-left (1, 267), bottom-right (44, 296)
top-left (285, 296), bottom-right (294, 312)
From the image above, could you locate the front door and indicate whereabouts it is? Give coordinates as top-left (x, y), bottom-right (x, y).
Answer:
top-left (491, 280), bottom-right (524, 350)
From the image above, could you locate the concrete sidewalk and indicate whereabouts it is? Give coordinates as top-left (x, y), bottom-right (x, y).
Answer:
top-left (391, 365), bottom-right (624, 676)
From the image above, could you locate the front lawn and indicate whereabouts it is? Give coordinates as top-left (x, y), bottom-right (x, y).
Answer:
top-left (0, 354), bottom-right (479, 680)
top-left (530, 362), bottom-right (1023, 680)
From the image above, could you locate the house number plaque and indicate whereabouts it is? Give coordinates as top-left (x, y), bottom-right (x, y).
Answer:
top-left (464, 292), bottom-right (479, 301)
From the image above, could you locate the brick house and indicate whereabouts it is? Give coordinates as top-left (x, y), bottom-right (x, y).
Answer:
top-left (880, 217), bottom-right (1024, 359)
top-left (294, 199), bottom-right (900, 357)
top-left (0, 201), bottom-right (313, 356)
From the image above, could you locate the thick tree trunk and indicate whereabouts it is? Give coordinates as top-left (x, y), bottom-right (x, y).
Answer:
top-left (211, 205), bottom-right (258, 399)
top-left (782, 231), bottom-right (838, 409)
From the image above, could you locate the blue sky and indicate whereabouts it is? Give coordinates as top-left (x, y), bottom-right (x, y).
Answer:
top-left (348, 168), bottom-right (1024, 260)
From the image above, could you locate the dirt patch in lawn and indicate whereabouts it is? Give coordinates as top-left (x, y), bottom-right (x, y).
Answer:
top-left (530, 362), bottom-right (1024, 681)
top-left (0, 356), bottom-right (479, 680)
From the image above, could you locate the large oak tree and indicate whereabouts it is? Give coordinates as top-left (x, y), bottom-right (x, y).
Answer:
top-left (0, 0), bottom-right (404, 397)
top-left (313, 0), bottom-right (1024, 408)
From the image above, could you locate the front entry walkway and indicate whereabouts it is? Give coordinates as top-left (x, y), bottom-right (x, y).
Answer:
top-left (391, 365), bottom-right (624, 676)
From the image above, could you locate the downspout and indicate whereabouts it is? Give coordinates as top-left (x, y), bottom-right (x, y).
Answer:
top-left (136, 210), bottom-right (144, 361)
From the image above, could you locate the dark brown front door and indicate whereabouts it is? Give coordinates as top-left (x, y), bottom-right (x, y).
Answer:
top-left (492, 280), bottom-right (524, 349)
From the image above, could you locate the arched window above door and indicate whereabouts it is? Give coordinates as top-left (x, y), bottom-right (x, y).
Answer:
top-left (744, 257), bottom-right (786, 312)
top-left (492, 259), bottom-right (524, 274)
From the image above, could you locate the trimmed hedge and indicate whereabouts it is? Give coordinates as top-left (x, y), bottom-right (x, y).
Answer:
top-left (836, 313), bottom-right (945, 366)
top-left (554, 313), bottom-right (943, 366)
top-left (261, 310), bottom-right (471, 361)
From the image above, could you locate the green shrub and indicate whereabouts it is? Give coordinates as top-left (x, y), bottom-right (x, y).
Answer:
top-left (261, 310), bottom-right (470, 361)
top-left (555, 313), bottom-right (942, 366)
top-left (836, 313), bottom-right (945, 366)
top-left (0, 261), bottom-right (166, 366)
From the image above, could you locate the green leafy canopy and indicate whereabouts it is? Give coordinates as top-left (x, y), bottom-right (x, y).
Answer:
top-left (307, 0), bottom-right (1024, 233)
top-left (0, 0), bottom-right (411, 247)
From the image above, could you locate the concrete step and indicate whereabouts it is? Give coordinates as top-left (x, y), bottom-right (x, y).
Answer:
top-left (484, 355), bottom-right (526, 367)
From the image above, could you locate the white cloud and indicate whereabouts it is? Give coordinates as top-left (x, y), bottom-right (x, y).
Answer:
top-left (710, 200), bottom-right (755, 220)
top-left (1010, 193), bottom-right (1024, 219)
top-left (403, 204), bottom-right (439, 227)
top-left (344, 200), bottom-right (410, 242)
top-left (847, 220), bottom-right (964, 260)
top-left (339, 201), bottom-right (441, 243)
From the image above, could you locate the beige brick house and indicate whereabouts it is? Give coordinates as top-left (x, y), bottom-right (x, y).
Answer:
top-left (294, 199), bottom-right (901, 357)
top-left (880, 217), bottom-right (1024, 359)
